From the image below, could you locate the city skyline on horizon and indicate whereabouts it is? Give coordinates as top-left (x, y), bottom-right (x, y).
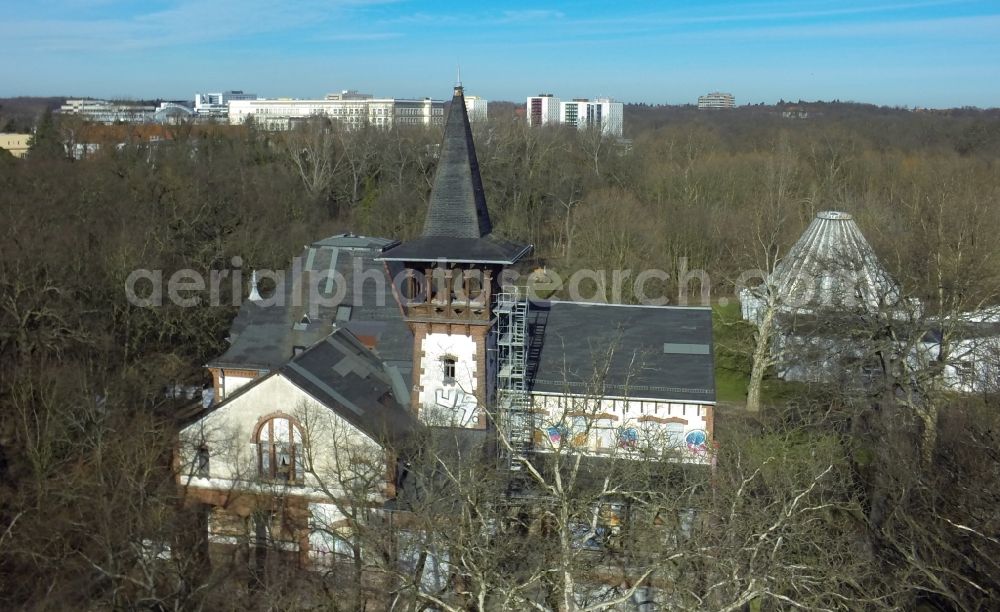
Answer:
top-left (25, 88), bottom-right (997, 111)
top-left (3, 0), bottom-right (999, 109)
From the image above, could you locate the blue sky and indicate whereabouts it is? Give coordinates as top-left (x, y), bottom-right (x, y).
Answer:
top-left (2, 0), bottom-right (998, 107)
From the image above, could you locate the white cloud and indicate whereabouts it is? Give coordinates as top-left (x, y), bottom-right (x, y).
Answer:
top-left (500, 10), bottom-right (566, 23)
top-left (1, 0), bottom-right (399, 52)
top-left (312, 32), bottom-right (403, 41)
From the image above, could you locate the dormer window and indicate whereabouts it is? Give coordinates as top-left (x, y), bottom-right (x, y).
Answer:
top-left (442, 356), bottom-right (457, 383)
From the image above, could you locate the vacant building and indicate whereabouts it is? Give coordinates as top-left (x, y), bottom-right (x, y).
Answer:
top-left (178, 82), bottom-right (715, 579)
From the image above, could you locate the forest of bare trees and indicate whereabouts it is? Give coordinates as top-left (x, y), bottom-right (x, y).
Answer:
top-left (1, 104), bottom-right (999, 610)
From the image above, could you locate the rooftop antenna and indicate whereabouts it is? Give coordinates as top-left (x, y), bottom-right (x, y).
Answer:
top-left (454, 64), bottom-right (464, 96)
top-left (248, 269), bottom-right (263, 302)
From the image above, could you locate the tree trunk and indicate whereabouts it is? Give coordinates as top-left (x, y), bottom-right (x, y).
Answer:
top-left (918, 405), bottom-right (939, 466)
top-left (747, 302), bottom-right (775, 413)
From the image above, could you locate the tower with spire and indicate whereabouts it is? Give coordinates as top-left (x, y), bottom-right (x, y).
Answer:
top-left (380, 82), bottom-right (531, 429)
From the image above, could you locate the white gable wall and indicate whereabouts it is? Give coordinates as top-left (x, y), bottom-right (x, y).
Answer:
top-left (179, 374), bottom-right (389, 502)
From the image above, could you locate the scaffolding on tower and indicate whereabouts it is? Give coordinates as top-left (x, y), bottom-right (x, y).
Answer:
top-left (495, 286), bottom-right (532, 471)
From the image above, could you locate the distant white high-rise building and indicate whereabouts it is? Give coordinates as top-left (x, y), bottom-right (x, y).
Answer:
top-left (697, 92), bottom-right (735, 109)
top-left (527, 94), bottom-right (561, 127)
top-left (562, 97), bottom-right (623, 137)
top-left (529, 94), bottom-right (623, 137)
top-left (464, 95), bottom-right (488, 123)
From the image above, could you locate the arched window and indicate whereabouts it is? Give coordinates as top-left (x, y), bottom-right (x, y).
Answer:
top-left (256, 415), bottom-right (305, 483)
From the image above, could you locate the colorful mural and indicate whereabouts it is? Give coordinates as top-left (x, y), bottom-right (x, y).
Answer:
top-left (546, 425), bottom-right (567, 445)
top-left (685, 429), bottom-right (708, 455)
top-left (535, 418), bottom-right (711, 459)
top-left (617, 427), bottom-right (638, 449)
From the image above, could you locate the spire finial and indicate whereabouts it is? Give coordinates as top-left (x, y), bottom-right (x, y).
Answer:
top-left (456, 64), bottom-right (462, 87)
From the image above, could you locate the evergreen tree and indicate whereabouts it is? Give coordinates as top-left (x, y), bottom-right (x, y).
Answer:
top-left (27, 109), bottom-right (65, 160)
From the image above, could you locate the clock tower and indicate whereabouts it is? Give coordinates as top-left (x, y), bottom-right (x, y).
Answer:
top-left (380, 82), bottom-right (531, 429)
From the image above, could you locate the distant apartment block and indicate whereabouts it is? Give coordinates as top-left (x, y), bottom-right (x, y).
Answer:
top-left (228, 94), bottom-right (445, 130)
top-left (527, 94), bottom-right (624, 137)
top-left (464, 95), bottom-right (488, 123)
top-left (0, 133), bottom-right (31, 158)
top-left (697, 92), bottom-right (736, 109)
top-left (561, 98), bottom-right (623, 137)
top-left (527, 94), bottom-right (561, 127)
top-left (194, 90), bottom-right (258, 119)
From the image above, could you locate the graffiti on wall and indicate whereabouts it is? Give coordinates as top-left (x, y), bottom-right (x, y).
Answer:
top-left (614, 423), bottom-right (709, 456)
top-left (685, 429), bottom-right (708, 455)
top-left (434, 387), bottom-right (478, 426)
top-left (534, 417), bottom-right (710, 458)
top-left (617, 427), bottom-right (639, 449)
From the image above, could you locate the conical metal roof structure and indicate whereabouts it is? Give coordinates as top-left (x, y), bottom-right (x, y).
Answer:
top-left (380, 83), bottom-right (531, 265)
top-left (771, 211), bottom-right (900, 313)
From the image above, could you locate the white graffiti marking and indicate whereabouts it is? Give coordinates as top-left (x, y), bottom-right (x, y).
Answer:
top-left (434, 387), bottom-right (478, 426)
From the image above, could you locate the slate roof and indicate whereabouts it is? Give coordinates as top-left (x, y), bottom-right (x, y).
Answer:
top-left (281, 330), bottom-right (419, 445)
top-left (422, 85), bottom-right (492, 240)
top-left (209, 233), bottom-right (413, 381)
top-left (200, 328), bottom-right (420, 444)
top-left (526, 301), bottom-right (716, 403)
top-left (379, 235), bottom-right (532, 265)
top-left (380, 85), bottom-right (531, 265)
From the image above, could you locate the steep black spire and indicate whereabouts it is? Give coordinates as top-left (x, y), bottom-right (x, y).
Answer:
top-left (421, 84), bottom-right (492, 239)
top-left (379, 83), bottom-right (531, 265)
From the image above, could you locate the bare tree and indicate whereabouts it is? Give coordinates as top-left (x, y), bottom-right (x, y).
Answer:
top-left (282, 116), bottom-right (345, 210)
